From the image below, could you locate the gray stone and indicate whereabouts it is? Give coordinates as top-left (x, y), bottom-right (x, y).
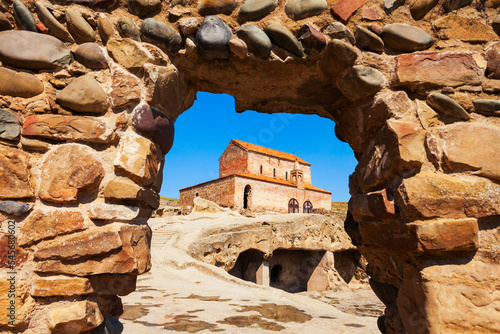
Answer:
top-left (35, 3), bottom-right (74, 43)
top-left (0, 67), bottom-right (44, 98)
top-left (196, 16), bottom-right (233, 60)
top-left (472, 99), bottom-right (500, 116)
top-left (66, 8), bottom-right (96, 43)
top-left (140, 18), bottom-right (182, 53)
top-left (238, 0), bottom-right (278, 21)
top-left (13, 0), bottom-right (37, 32)
top-left (284, 0), bottom-right (327, 20)
top-left (264, 24), bottom-right (304, 57)
top-left (493, 15), bottom-right (500, 35)
top-left (0, 109), bottom-right (21, 141)
top-left (236, 23), bottom-right (272, 58)
top-left (0, 31), bottom-right (72, 70)
top-left (128, 0), bottom-right (161, 18)
top-left (0, 200), bottom-right (31, 216)
top-left (324, 22), bottom-right (355, 45)
top-left (198, 0), bottom-right (239, 16)
top-left (0, 12), bottom-right (12, 31)
top-left (117, 17), bottom-right (141, 41)
top-left (381, 23), bottom-right (434, 52)
top-left (426, 92), bottom-right (470, 121)
top-left (410, 0), bottom-right (439, 20)
top-left (337, 65), bottom-right (385, 101)
top-left (56, 76), bottom-right (109, 113)
top-left (355, 26), bottom-right (384, 53)
top-left (75, 43), bottom-right (108, 69)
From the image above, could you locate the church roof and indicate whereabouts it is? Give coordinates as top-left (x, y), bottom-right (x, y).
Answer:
top-left (236, 173), bottom-right (331, 194)
top-left (231, 139), bottom-right (310, 165)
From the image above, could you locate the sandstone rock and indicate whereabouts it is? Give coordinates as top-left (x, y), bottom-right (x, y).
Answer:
top-left (35, 224), bottom-right (152, 276)
top-left (369, 279), bottom-right (398, 306)
top-left (107, 38), bottom-right (149, 70)
top-left (38, 144), bottom-right (104, 203)
top-left (0, 145), bottom-right (33, 199)
top-left (87, 274), bottom-right (137, 296)
top-left (360, 218), bottom-right (479, 253)
top-left (336, 65), bottom-right (385, 101)
top-left (66, 8), bottom-right (96, 43)
top-left (284, 0), bottom-right (327, 20)
top-left (330, 0), bottom-right (366, 22)
top-left (395, 52), bottom-right (483, 89)
top-left (494, 15), bottom-right (500, 35)
top-left (381, 23), bottom-right (433, 52)
top-left (237, 24), bottom-right (272, 59)
top-left (0, 109), bottom-right (20, 141)
top-left (485, 42), bottom-right (500, 79)
top-left (109, 63), bottom-right (141, 108)
top-left (298, 24), bottom-right (326, 50)
top-left (0, 200), bottom-right (30, 216)
top-left (238, 0), bottom-right (277, 21)
top-left (0, 67), bottom-right (44, 98)
top-left (0, 30), bottom-right (72, 70)
top-left (196, 16), bottom-right (233, 60)
top-left (128, 0), bottom-right (161, 17)
top-left (229, 38), bottom-right (248, 59)
top-left (0, 276), bottom-right (35, 328)
top-left (75, 43), bottom-right (108, 69)
top-left (50, 301), bottom-right (103, 333)
top-left (19, 209), bottom-right (85, 246)
top-left (168, 6), bottom-right (191, 21)
top-left (29, 274), bottom-right (93, 297)
top-left (443, 0), bottom-right (472, 11)
top-left (117, 17), bottom-right (141, 41)
top-left (383, 0), bottom-right (402, 11)
top-left (132, 104), bottom-right (175, 155)
top-left (349, 189), bottom-right (395, 222)
top-left (198, 0), bottom-right (239, 15)
top-left (0, 233), bottom-right (28, 268)
top-left (140, 18), bottom-right (182, 53)
top-left (103, 177), bottom-right (160, 209)
top-left (416, 99), bottom-right (443, 129)
top-left (114, 131), bottom-right (159, 186)
top-left (324, 22), bottom-right (355, 45)
top-left (179, 17), bottom-right (199, 36)
top-left (362, 8), bottom-right (380, 21)
top-left (432, 15), bottom-right (498, 43)
top-left (437, 123), bottom-right (500, 181)
top-left (13, 0), bottom-right (37, 32)
top-left (35, 2), bottom-right (74, 43)
top-left (192, 196), bottom-right (230, 214)
top-left (22, 115), bottom-right (113, 143)
top-left (56, 76), bottom-right (108, 113)
top-left (472, 98), bottom-right (500, 116)
top-left (97, 14), bottom-right (115, 45)
top-left (265, 24), bottom-right (304, 57)
top-left (426, 92), bottom-right (470, 121)
top-left (354, 119), bottom-right (425, 192)
top-left (0, 12), bottom-right (12, 31)
top-left (396, 171), bottom-right (500, 219)
top-left (355, 26), bottom-right (384, 53)
top-left (88, 203), bottom-right (140, 221)
top-left (410, 0), bottom-right (439, 19)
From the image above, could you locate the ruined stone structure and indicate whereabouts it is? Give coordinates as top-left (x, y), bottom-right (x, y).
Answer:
top-left (0, 0), bottom-right (499, 332)
top-left (179, 139), bottom-right (331, 213)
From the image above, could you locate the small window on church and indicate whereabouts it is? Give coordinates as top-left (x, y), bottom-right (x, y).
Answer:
top-left (286, 172), bottom-right (288, 180)
top-left (273, 168), bottom-right (276, 177)
top-left (260, 165), bottom-right (263, 174)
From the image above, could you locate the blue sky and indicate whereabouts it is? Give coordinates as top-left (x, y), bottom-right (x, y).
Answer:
top-left (160, 92), bottom-right (357, 202)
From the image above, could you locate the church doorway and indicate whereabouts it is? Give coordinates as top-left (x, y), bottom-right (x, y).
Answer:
top-left (243, 185), bottom-right (251, 209)
top-left (303, 200), bottom-right (313, 213)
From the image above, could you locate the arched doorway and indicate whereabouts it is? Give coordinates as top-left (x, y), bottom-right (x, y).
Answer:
top-left (288, 198), bottom-right (299, 213)
top-left (303, 200), bottom-right (313, 213)
top-left (243, 185), bottom-right (251, 209)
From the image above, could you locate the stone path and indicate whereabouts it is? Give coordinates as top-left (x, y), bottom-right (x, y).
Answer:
top-left (120, 217), bottom-right (383, 333)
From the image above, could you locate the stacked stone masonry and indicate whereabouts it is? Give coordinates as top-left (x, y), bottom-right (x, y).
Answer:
top-left (0, 0), bottom-right (499, 332)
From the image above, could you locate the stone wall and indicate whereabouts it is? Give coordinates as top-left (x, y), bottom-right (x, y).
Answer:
top-left (179, 175), bottom-right (236, 208)
top-left (246, 150), bottom-right (312, 183)
top-left (0, 0), bottom-right (500, 332)
top-left (219, 141), bottom-right (249, 177)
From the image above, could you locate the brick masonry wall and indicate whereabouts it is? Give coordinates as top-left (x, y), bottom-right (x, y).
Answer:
top-left (179, 176), bottom-right (236, 208)
top-left (247, 151), bottom-right (312, 184)
top-left (219, 144), bottom-right (248, 177)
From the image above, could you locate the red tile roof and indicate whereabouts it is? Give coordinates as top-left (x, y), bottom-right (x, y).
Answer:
top-left (236, 173), bottom-right (331, 194)
top-left (231, 140), bottom-right (310, 165)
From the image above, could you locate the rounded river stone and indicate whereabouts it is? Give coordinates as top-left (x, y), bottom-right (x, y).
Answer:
top-left (118, 17), bottom-right (141, 41)
top-left (132, 103), bottom-right (175, 154)
top-left (410, 0), bottom-right (439, 20)
top-left (324, 22), bottom-right (355, 45)
top-left (13, 0), bottom-right (37, 32)
top-left (196, 16), bottom-right (233, 59)
top-left (0, 12), bottom-right (12, 31)
top-left (285, 0), bottom-right (327, 20)
top-left (236, 23), bottom-right (272, 58)
top-left (35, 3), bottom-right (74, 43)
top-left (0, 67), bottom-right (44, 98)
top-left (381, 23), bottom-right (434, 52)
top-left (75, 43), bottom-right (108, 69)
top-left (198, 0), bottom-right (239, 16)
top-left (238, 0), bottom-right (278, 21)
top-left (493, 15), bottom-right (500, 35)
top-left (128, 0), bottom-right (161, 18)
top-left (264, 24), bottom-right (304, 57)
top-left (337, 65), bottom-right (385, 101)
top-left (427, 92), bottom-right (470, 121)
top-left (0, 200), bottom-right (31, 216)
top-left (0, 109), bottom-right (21, 141)
top-left (472, 99), bottom-right (500, 116)
top-left (56, 76), bottom-right (109, 113)
top-left (356, 26), bottom-right (384, 53)
top-left (0, 30), bottom-right (73, 70)
top-left (140, 18), bottom-right (182, 53)
top-left (66, 8), bottom-right (96, 43)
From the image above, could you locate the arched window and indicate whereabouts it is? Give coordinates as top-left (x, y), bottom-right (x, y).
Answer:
top-left (303, 200), bottom-right (313, 214)
top-left (260, 165), bottom-right (263, 174)
top-left (288, 198), bottom-right (299, 213)
top-left (195, 192), bottom-right (199, 197)
top-left (243, 185), bottom-right (251, 209)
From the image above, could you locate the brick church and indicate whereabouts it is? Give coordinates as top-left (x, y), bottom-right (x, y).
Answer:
top-left (179, 140), bottom-right (331, 213)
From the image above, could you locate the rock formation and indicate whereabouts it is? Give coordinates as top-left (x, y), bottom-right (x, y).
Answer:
top-left (0, 0), bottom-right (499, 332)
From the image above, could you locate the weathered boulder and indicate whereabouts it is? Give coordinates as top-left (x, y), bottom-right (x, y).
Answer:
top-left (0, 145), bottom-right (33, 199)
top-left (238, 0), bottom-right (277, 21)
top-left (49, 301), bottom-right (103, 333)
top-left (35, 2), bottom-right (74, 43)
top-left (66, 8), bottom-right (96, 43)
top-left (38, 144), bottom-right (105, 203)
top-left (88, 203), bottom-right (140, 221)
top-left (128, 0), bottom-right (161, 17)
top-left (265, 24), bottom-right (304, 57)
top-left (103, 177), bottom-right (160, 209)
top-left (196, 16), bottom-right (233, 59)
top-left (0, 109), bottom-right (21, 141)
top-left (56, 76), bottom-right (109, 113)
top-left (381, 23), bottom-right (434, 52)
top-left (284, 0), bottom-right (327, 20)
top-left (237, 23), bottom-right (272, 59)
top-left (75, 43), bottom-right (108, 69)
top-left (0, 30), bottom-right (72, 70)
top-left (140, 18), bottom-right (182, 53)
top-left (336, 65), bottom-right (385, 101)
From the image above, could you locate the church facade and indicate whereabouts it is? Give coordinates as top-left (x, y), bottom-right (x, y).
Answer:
top-left (179, 140), bottom-right (331, 213)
